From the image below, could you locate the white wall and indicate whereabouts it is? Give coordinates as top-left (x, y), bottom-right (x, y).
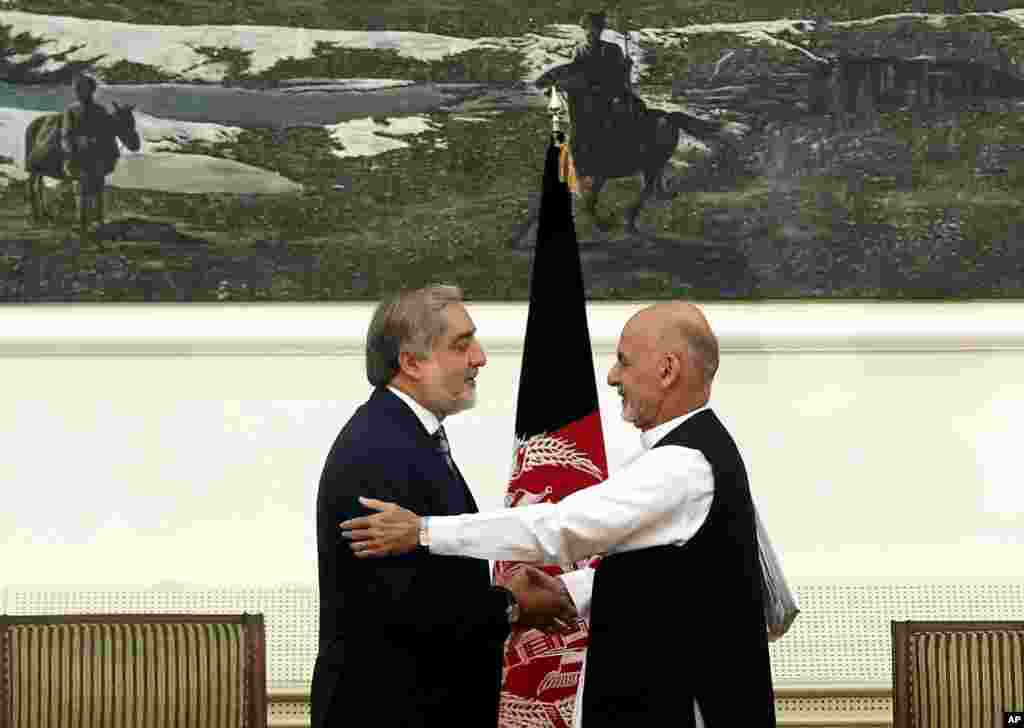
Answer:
top-left (2, 302), bottom-right (1023, 591)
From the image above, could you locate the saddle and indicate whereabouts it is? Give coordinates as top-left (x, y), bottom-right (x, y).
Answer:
top-left (27, 113), bottom-right (118, 179)
top-left (568, 92), bottom-right (651, 178)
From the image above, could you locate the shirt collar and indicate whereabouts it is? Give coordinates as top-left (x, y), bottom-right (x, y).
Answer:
top-left (640, 404), bottom-right (710, 450)
top-left (387, 385), bottom-right (442, 436)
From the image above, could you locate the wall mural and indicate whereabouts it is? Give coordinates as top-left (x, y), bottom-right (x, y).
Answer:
top-left (1, 0), bottom-right (1022, 301)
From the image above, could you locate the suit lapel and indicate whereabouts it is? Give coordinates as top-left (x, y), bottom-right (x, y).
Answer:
top-left (448, 456), bottom-right (478, 514)
top-left (370, 388), bottom-right (478, 515)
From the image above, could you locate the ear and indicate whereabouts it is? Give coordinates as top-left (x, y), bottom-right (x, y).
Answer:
top-left (659, 353), bottom-right (682, 387)
top-left (396, 350), bottom-right (424, 380)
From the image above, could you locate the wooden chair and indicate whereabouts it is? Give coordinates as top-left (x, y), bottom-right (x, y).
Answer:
top-left (892, 620), bottom-right (1024, 728)
top-left (0, 613), bottom-right (267, 728)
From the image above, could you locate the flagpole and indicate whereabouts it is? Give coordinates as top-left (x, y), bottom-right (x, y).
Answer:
top-left (495, 116), bottom-right (607, 728)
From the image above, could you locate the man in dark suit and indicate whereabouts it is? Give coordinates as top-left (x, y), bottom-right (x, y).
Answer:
top-left (311, 284), bottom-right (576, 728)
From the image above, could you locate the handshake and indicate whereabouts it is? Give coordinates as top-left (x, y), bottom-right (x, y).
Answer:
top-left (497, 564), bottom-right (579, 640)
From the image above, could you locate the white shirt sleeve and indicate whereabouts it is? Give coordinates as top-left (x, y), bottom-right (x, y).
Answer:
top-left (428, 444), bottom-right (714, 564)
top-left (558, 567), bottom-right (596, 619)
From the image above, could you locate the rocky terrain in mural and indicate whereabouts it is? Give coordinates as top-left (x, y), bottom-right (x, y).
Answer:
top-left (2, 6), bottom-right (1024, 300)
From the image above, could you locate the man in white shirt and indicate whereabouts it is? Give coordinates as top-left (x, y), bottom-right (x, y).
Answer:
top-left (340, 301), bottom-right (777, 728)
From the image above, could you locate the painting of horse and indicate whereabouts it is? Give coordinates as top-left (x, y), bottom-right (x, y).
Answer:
top-left (536, 61), bottom-right (735, 235)
top-left (2, 3), bottom-right (1024, 302)
top-left (24, 101), bottom-right (141, 232)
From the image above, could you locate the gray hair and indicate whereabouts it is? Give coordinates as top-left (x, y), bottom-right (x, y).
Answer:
top-left (659, 316), bottom-right (720, 392)
top-left (685, 326), bottom-right (719, 389)
top-left (365, 284), bottom-right (464, 387)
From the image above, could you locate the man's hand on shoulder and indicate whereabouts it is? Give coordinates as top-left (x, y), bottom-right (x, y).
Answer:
top-left (339, 497), bottom-right (421, 557)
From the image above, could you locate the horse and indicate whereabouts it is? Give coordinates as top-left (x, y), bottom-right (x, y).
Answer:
top-left (25, 101), bottom-right (141, 232)
top-left (537, 61), bottom-right (730, 234)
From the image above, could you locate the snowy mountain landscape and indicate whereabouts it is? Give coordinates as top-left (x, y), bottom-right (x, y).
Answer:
top-left (2, 2), bottom-right (1024, 300)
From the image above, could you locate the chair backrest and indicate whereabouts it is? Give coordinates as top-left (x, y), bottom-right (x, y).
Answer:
top-left (891, 620), bottom-right (1024, 728)
top-left (0, 613), bottom-right (266, 728)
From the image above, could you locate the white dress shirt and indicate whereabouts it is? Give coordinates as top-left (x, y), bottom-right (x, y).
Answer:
top-left (428, 406), bottom-right (715, 728)
top-left (387, 386), bottom-right (442, 437)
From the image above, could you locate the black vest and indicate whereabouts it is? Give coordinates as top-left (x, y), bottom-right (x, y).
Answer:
top-left (580, 409), bottom-right (776, 727)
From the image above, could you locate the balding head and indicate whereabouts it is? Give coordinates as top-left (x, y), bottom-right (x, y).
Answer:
top-left (608, 302), bottom-right (718, 431)
top-left (642, 302), bottom-right (719, 395)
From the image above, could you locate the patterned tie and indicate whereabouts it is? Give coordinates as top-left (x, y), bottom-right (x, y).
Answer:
top-left (433, 426), bottom-right (458, 477)
top-left (433, 426), bottom-right (473, 514)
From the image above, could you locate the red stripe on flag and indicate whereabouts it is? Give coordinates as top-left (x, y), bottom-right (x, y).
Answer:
top-left (494, 410), bottom-right (608, 728)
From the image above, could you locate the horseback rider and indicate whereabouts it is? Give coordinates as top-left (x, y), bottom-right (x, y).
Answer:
top-left (572, 10), bottom-right (646, 120)
top-left (60, 72), bottom-right (115, 181)
top-left (556, 10), bottom-right (648, 175)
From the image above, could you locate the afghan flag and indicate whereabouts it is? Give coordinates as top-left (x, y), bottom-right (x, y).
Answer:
top-left (492, 138), bottom-right (608, 728)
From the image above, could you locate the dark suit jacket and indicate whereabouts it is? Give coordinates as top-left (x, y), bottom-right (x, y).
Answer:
top-left (311, 387), bottom-right (511, 728)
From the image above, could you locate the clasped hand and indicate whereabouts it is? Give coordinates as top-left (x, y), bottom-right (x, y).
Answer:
top-left (500, 564), bottom-right (579, 637)
top-left (340, 498), bottom-right (578, 635)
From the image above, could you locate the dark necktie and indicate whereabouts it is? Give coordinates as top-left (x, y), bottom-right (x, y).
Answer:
top-left (432, 426), bottom-right (473, 514)
top-left (432, 426), bottom-right (457, 477)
